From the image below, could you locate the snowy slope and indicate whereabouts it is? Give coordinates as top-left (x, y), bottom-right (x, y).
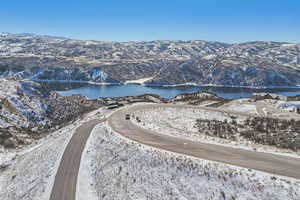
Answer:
top-left (0, 107), bottom-right (106, 200)
top-left (78, 123), bottom-right (300, 200)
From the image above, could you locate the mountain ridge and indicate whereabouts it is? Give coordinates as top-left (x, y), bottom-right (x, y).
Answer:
top-left (0, 33), bottom-right (299, 87)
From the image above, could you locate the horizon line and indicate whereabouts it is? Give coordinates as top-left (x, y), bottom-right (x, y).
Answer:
top-left (1, 31), bottom-right (299, 44)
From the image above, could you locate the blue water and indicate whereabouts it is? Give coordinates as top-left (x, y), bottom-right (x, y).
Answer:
top-left (39, 82), bottom-right (300, 99)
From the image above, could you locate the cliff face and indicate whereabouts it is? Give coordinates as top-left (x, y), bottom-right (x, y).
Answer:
top-left (0, 33), bottom-right (299, 87)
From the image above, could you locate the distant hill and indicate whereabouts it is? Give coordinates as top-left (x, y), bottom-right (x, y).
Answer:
top-left (0, 33), bottom-right (299, 87)
top-left (0, 32), bottom-right (68, 39)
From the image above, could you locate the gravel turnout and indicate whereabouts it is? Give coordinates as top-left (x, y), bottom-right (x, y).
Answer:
top-left (81, 123), bottom-right (300, 200)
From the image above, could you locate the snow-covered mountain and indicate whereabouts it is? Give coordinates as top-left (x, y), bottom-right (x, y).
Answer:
top-left (0, 33), bottom-right (299, 87)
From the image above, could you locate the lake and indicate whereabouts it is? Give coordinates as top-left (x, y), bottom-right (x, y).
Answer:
top-left (39, 82), bottom-right (300, 99)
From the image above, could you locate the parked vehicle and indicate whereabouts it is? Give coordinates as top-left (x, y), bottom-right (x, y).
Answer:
top-left (125, 114), bottom-right (130, 120)
top-left (106, 104), bottom-right (119, 109)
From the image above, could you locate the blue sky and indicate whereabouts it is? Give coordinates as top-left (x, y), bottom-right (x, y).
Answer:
top-left (0, 0), bottom-right (299, 43)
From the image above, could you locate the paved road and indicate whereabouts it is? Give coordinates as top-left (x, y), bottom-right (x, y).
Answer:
top-left (108, 104), bottom-right (300, 179)
top-left (50, 119), bottom-right (104, 200)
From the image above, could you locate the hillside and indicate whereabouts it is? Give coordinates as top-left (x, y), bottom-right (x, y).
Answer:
top-left (0, 78), bottom-right (90, 148)
top-left (0, 33), bottom-right (299, 87)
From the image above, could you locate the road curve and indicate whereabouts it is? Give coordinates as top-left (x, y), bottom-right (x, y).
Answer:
top-left (50, 119), bottom-right (104, 200)
top-left (108, 104), bottom-right (300, 179)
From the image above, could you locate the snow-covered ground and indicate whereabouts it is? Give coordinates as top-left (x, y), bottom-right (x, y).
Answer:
top-left (0, 123), bottom-right (73, 200)
top-left (79, 122), bottom-right (300, 200)
top-left (132, 107), bottom-right (300, 158)
top-left (124, 77), bottom-right (154, 85)
top-left (1, 101), bottom-right (299, 200)
top-left (225, 103), bottom-right (258, 115)
top-left (275, 101), bottom-right (300, 112)
top-left (0, 107), bottom-right (106, 200)
top-left (76, 125), bottom-right (99, 200)
top-left (219, 98), bottom-right (300, 120)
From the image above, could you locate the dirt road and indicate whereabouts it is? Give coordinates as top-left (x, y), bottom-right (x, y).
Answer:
top-left (108, 104), bottom-right (300, 179)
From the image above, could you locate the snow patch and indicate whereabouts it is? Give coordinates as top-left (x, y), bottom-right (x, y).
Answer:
top-left (90, 68), bottom-right (108, 81)
top-left (225, 103), bottom-right (258, 115)
top-left (275, 101), bottom-right (300, 112)
top-left (124, 77), bottom-right (154, 85)
top-left (76, 124), bottom-right (101, 200)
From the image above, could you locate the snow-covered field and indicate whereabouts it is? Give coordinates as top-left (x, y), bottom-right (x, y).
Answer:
top-left (132, 107), bottom-right (300, 158)
top-left (275, 101), bottom-right (300, 112)
top-left (79, 123), bottom-right (300, 200)
top-left (0, 107), bottom-right (106, 200)
top-left (224, 103), bottom-right (258, 115)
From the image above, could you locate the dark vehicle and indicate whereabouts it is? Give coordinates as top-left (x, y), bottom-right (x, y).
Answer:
top-left (125, 114), bottom-right (130, 120)
top-left (106, 104), bottom-right (119, 110)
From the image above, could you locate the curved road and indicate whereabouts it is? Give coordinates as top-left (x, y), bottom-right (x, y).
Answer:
top-left (108, 104), bottom-right (300, 179)
top-left (50, 103), bottom-right (300, 200)
top-left (50, 119), bottom-right (105, 200)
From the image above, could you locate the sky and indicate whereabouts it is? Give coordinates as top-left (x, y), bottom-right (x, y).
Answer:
top-left (0, 0), bottom-right (299, 43)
